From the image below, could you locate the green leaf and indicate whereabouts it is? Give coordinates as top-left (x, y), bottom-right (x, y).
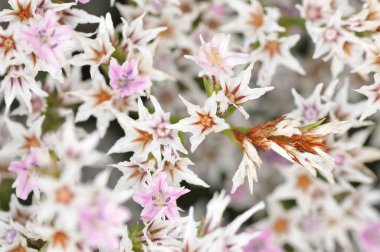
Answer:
top-left (302, 118), bottom-right (326, 131)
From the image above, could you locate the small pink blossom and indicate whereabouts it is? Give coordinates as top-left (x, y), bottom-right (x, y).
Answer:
top-left (77, 0), bottom-right (91, 3)
top-left (109, 58), bottom-right (152, 97)
top-left (8, 148), bottom-right (40, 200)
top-left (21, 10), bottom-right (73, 67)
top-left (79, 197), bottom-right (129, 250)
top-left (133, 172), bottom-right (189, 222)
top-left (243, 229), bottom-right (283, 252)
top-left (358, 221), bottom-right (380, 252)
top-left (186, 33), bottom-right (249, 77)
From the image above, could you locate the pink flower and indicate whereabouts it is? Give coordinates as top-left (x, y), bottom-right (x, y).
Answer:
top-left (109, 58), bottom-right (152, 97)
top-left (77, 0), bottom-right (91, 3)
top-left (133, 172), bottom-right (189, 222)
top-left (21, 10), bottom-right (73, 67)
top-left (243, 229), bottom-right (283, 252)
top-left (79, 197), bottom-right (129, 250)
top-left (8, 148), bottom-right (39, 200)
top-left (358, 222), bottom-right (380, 252)
top-left (186, 33), bottom-right (249, 77)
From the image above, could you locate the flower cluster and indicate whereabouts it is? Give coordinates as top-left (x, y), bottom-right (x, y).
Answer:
top-left (0, 0), bottom-right (379, 252)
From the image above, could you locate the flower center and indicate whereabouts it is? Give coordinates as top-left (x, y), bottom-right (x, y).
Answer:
top-left (2, 37), bottom-right (15, 50)
top-left (154, 121), bottom-right (172, 139)
top-left (303, 105), bottom-right (319, 121)
top-left (120, 69), bottom-right (135, 88)
top-left (249, 12), bottom-right (264, 28)
top-left (324, 27), bottom-right (339, 42)
top-left (272, 217), bottom-right (289, 234)
top-left (295, 173), bottom-right (312, 191)
top-left (5, 229), bottom-right (18, 244)
top-left (22, 136), bottom-right (40, 149)
top-left (95, 90), bottom-right (111, 105)
top-left (56, 185), bottom-right (74, 205)
top-left (52, 231), bottom-right (69, 249)
top-left (36, 29), bottom-right (58, 49)
top-left (265, 41), bottom-right (280, 57)
top-left (14, 2), bottom-right (33, 22)
top-left (335, 153), bottom-right (346, 166)
top-left (152, 190), bottom-right (171, 207)
top-left (207, 48), bottom-right (223, 66)
top-left (195, 112), bottom-right (216, 133)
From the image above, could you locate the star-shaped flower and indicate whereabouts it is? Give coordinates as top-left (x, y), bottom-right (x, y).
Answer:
top-left (186, 33), bottom-right (249, 77)
top-left (217, 63), bottom-right (273, 119)
top-left (222, 0), bottom-right (284, 50)
top-left (170, 94), bottom-right (230, 152)
top-left (133, 172), bottom-right (189, 221)
top-left (355, 73), bottom-right (380, 120)
top-left (109, 58), bottom-right (152, 97)
top-left (21, 10), bottom-right (74, 68)
top-left (289, 83), bottom-right (335, 125)
top-left (254, 34), bottom-right (305, 86)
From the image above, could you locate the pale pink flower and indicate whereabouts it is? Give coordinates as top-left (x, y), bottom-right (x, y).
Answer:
top-left (8, 148), bottom-right (42, 200)
top-left (186, 33), bottom-right (249, 77)
top-left (109, 58), bottom-right (152, 97)
top-left (243, 229), bottom-right (283, 252)
top-left (21, 10), bottom-right (73, 67)
top-left (79, 197), bottom-right (129, 250)
top-left (133, 172), bottom-right (189, 222)
top-left (358, 221), bottom-right (380, 252)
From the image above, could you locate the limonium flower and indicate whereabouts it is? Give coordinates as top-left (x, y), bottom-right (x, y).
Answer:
top-left (78, 197), bottom-right (129, 250)
top-left (133, 172), bottom-right (189, 221)
top-left (186, 33), bottom-right (249, 77)
top-left (8, 148), bottom-right (49, 200)
top-left (109, 58), bottom-right (152, 97)
top-left (170, 94), bottom-right (229, 152)
top-left (358, 221), bottom-right (380, 252)
top-left (356, 73), bottom-right (380, 121)
top-left (21, 10), bottom-right (73, 68)
top-left (243, 229), bottom-right (284, 252)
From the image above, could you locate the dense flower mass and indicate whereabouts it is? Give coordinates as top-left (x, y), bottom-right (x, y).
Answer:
top-left (0, 0), bottom-right (380, 252)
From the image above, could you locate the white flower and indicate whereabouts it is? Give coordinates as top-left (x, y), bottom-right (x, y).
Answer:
top-left (0, 66), bottom-right (47, 113)
top-left (54, 119), bottom-right (106, 177)
top-left (217, 63), bottom-right (274, 119)
top-left (254, 34), bottom-right (305, 86)
top-left (222, 0), bottom-right (284, 50)
top-left (170, 94), bottom-right (229, 152)
top-left (355, 73), bottom-right (380, 120)
top-left (111, 157), bottom-right (154, 191)
top-left (120, 12), bottom-right (166, 53)
top-left (70, 72), bottom-right (119, 137)
top-left (232, 139), bottom-right (262, 194)
top-left (289, 83), bottom-right (335, 124)
top-left (158, 148), bottom-right (209, 188)
top-left (69, 13), bottom-right (115, 78)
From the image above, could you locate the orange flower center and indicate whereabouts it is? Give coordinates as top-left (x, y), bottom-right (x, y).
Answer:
top-left (265, 41), bottom-right (280, 57)
top-left (95, 90), bottom-right (111, 105)
top-left (295, 173), bottom-right (312, 191)
top-left (52, 231), bottom-right (69, 249)
top-left (249, 12), bottom-right (264, 28)
top-left (273, 217), bottom-right (289, 234)
top-left (55, 186), bottom-right (74, 205)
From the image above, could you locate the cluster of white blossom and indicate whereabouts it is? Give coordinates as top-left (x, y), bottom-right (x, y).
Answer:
top-left (0, 0), bottom-right (379, 252)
